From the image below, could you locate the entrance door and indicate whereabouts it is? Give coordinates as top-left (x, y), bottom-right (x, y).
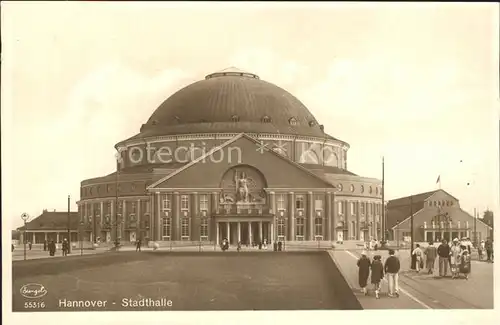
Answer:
top-left (337, 231), bottom-right (344, 242)
top-left (130, 231), bottom-right (136, 243)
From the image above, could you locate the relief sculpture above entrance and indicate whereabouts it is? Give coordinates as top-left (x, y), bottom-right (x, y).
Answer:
top-left (220, 165), bottom-right (267, 205)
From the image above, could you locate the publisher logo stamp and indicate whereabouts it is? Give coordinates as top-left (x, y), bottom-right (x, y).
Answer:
top-left (20, 283), bottom-right (47, 299)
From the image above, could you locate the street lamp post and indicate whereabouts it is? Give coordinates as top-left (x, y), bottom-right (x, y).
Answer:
top-left (410, 195), bottom-right (414, 255)
top-left (21, 213), bottom-right (30, 261)
top-left (67, 195), bottom-right (71, 254)
top-left (79, 220), bottom-right (84, 256)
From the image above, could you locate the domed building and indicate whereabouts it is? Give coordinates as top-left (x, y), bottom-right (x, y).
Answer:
top-left (78, 68), bottom-right (383, 246)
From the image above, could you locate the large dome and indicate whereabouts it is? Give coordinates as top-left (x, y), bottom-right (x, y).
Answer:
top-left (134, 68), bottom-right (328, 139)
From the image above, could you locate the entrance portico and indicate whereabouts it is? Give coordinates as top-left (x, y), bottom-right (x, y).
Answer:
top-left (215, 217), bottom-right (274, 245)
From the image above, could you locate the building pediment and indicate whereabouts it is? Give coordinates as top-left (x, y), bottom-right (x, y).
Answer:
top-left (148, 133), bottom-right (336, 191)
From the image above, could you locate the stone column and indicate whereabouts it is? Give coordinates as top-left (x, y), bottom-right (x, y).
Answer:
top-left (173, 192), bottom-right (180, 241)
top-left (356, 201), bottom-right (361, 240)
top-left (191, 192), bottom-right (199, 241)
top-left (270, 222), bottom-right (274, 243)
top-left (56, 233), bottom-right (60, 243)
top-left (248, 222), bottom-right (252, 244)
top-left (122, 200), bottom-right (127, 241)
top-left (137, 199), bottom-right (141, 239)
top-left (155, 192), bottom-right (161, 241)
top-left (326, 192), bottom-right (332, 241)
top-left (259, 221), bottom-right (263, 242)
top-left (98, 201), bottom-right (104, 241)
top-left (270, 191), bottom-right (276, 241)
top-left (44, 232), bottom-right (47, 241)
top-left (110, 199), bottom-right (115, 241)
top-left (216, 222), bottom-right (219, 245)
top-left (90, 202), bottom-right (95, 242)
top-left (308, 192), bottom-right (314, 240)
top-left (288, 192), bottom-right (295, 240)
top-left (211, 192), bottom-right (218, 240)
top-left (214, 192), bottom-right (220, 214)
top-left (237, 222), bottom-right (241, 242)
top-left (226, 222), bottom-right (231, 243)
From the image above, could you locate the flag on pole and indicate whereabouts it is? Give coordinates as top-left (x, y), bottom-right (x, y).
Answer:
top-left (436, 175), bottom-right (441, 189)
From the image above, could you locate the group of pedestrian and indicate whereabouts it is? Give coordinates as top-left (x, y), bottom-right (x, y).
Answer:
top-left (357, 249), bottom-right (401, 299)
top-left (478, 238), bottom-right (494, 262)
top-left (431, 239), bottom-right (471, 279)
top-left (47, 240), bottom-right (57, 256)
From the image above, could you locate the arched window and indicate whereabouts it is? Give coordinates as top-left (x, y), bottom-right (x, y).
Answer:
top-left (299, 148), bottom-right (319, 164)
top-left (324, 147), bottom-right (339, 167)
top-left (272, 147), bottom-right (286, 156)
top-left (261, 115), bottom-right (271, 123)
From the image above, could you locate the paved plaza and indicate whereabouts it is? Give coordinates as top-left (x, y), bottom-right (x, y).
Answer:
top-left (12, 251), bottom-right (360, 311)
top-left (330, 248), bottom-right (494, 309)
top-left (12, 244), bottom-right (494, 311)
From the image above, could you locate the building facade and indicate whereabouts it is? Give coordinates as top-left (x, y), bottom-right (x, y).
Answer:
top-left (388, 189), bottom-right (492, 244)
top-left (77, 68), bottom-right (383, 245)
top-left (17, 210), bottom-right (79, 244)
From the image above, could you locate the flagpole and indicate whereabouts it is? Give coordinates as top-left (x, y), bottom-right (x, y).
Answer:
top-left (382, 156), bottom-right (385, 241)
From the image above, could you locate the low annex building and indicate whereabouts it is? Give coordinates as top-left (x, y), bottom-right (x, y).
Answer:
top-left (77, 68), bottom-right (384, 245)
top-left (17, 209), bottom-right (79, 244)
top-left (387, 189), bottom-right (492, 244)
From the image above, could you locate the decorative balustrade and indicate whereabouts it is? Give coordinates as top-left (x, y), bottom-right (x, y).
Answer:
top-left (219, 203), bottom-right (270, 215)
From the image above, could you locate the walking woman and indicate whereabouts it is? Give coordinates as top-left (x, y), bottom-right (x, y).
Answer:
top-left (425, 241), bottom-right (437, 274)
top-left (357, 251), bottom-right (371, 295)
top-left (450, 238), bottom-right (462, 278)
top-left (371, 255), bottom-right (384, 299)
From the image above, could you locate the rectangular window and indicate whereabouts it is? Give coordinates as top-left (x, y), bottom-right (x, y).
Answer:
top-left (337, 201), bottom-right (343, 214)
top-left (360, 203), bottom-right (365, 215)
top-left (162, 217), bottom-right (171, 240)
top-left (315, 199), bottom-right (323, 211)
top-left (117, 214), bottom-right (122, 239)
top-left (162, 197), bottom-right (171, 211)
top-left (131, 203), bottom-right (136, 214)
top-left (350, 202), bottom-right (355, 215)
top-left (315, 217), bottom-right (323, 238)
top-left (181, 195), bottom-right (189, 211)
top-left (295, 195), bottom-right (305, 210)
top-left (277, 218), bottom-right (286, 239)
top-left (181, 218), bottom-right (189, 239)
top-left (426, 231), bottom-right (434, 242)
top-left (200, 218), bottom-right (208, 239)
top-left (199, 195), bottom-right (209, 211)
top-left (277, 194), bottom-right (286, 210)
top-left (296, 217), bottom-right (305, 238)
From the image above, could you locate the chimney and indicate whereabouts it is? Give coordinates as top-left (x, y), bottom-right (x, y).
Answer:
top-left (43, 209), bottom-right (47, 213)
top-left (319, 125), bottom-right (324, 132)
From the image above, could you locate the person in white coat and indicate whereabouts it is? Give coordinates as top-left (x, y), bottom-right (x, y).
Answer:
top-left (412, 244), bottom-right (424, 272)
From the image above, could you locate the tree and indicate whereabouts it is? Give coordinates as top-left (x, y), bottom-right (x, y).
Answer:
top-left (481, 210), bottom-right (494, 228)
top-left (12, 230), bottom-right (21, 240)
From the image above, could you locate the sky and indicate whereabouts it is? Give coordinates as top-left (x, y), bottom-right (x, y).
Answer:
top-left (2, 2), bottom-right (499, 230)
